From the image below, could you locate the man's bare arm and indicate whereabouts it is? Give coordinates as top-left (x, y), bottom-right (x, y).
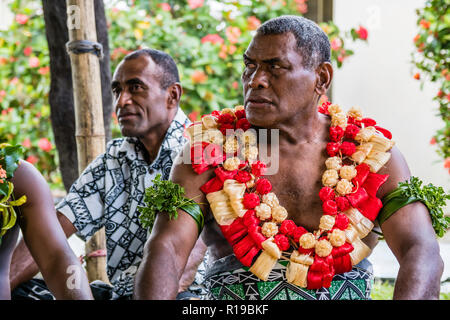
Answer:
top-left (378, 147), bottom-right (444, 299)
top-left (9, 211), bottom-right (76, 291)
top-left (10, 161), bottom-right (92, 299)
top-left (134, 144), bottom-right (213, 299)
top-left (178, 236), bottom-right (207, 294)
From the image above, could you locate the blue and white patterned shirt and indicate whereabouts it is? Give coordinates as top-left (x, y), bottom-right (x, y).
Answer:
top-left (56, 108), bottom-right (190, 297)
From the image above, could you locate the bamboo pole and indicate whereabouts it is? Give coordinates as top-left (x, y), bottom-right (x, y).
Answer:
top-left (66, 0), bottom-right (109, 284)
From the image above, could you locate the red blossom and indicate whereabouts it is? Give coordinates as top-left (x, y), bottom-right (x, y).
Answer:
top-left (293, 226), bottom-right (308, 242)
top-left (219, 123), bottom-right (234, 135)
top-left (255, 178), bottom-right (272, 195)
top-left (319, 187), bottom-right (335, 202)
top-left (340, 141), bottom-right (356, 156)
top-left (235, 170), bottom-right (252, 183)
top-left (326, 142), bottom-right (341, 157)
top-left (356, 26), bottom-right (368, 40)
top-left (25, 155), bottom-right (38, 164)
top-left (329, 126), bottom-right (344, 142)
top-left (243, 193), bottom-right (260, 209)
top-left (279, 220), bottom-right (297, 236)
top-left (251, 161), bottom-right (266, 177)
top-left (188, 0), bottom-right (204, 9)
top-left (217, 113), bottom-right (235, 125)
top-left (236, 118), bottom-right (251, 131)
top-left (334, 213), bottom-right (349, 230)
top-left (38, 138), bottom-right (52, 152)
top-left (344, 124), bottom-right (360, 140)
top-left (243, 210), bottom-right (260, 227)
top-left (318, 101), bottom-right (331, 114)
top-left (234, 109), bottom-right (246, 119)
top-left (361, 118), bottom-right (377, 127)
top-left (322, 200), bottom-right (338, 215)
top-left (23, 47), bottom-right (32, 56)
top-left (336, 196), bottom-right (350, 212)
top-left (201, 34), bottom-right (224, 45)
top-left (15, 14), bottom-right (29, 25)
top-left (274, 234), bottom-right (290, 251)
top-left (158, 3), bottom-right (171, 11)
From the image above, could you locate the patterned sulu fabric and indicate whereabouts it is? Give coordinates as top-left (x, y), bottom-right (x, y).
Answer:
top-left (203, 255), bottom-right (373, 300)
top-left (56, 108), bottom-right (191, 298)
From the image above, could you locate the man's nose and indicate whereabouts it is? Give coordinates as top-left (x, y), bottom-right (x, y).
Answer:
top-left (249, 68), bottom-right (269, 89)
top-left (116, 89), bottom-right (132, 109)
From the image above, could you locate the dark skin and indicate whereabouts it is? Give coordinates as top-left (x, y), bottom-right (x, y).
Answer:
top-left (9, 54), bottom-right (207, 296)
top-left (1, 161), bottom-right (93, 300)
top-left (134, 33), bottom-right (443, 300)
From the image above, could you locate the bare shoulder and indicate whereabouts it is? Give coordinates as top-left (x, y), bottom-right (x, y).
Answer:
top-left (170, 142), bottom-right (215, 202)
top-left (10, 160), bottom-right (51, 199)
top-left (376, 145), bottom-right (412, 199)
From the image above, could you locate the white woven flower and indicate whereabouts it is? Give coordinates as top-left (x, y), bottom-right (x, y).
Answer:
top-left (223, 157), bottom-right (240, 171)
top-left (331, 112), bottom-right (347, 128)
top-left (203, 129), bottom-right (223, 145)
top-left (261, 222), bottom-right (279, 238)
top-left (221, 108), bottom-right (236, 118)
top-left (336, 179), bottom-right (353, 196)
top-left (339, 165), bottom-right (357, 180)
top-left (223, 136), bottom-right (238, 154)
top-left (271, 206), bottom-right (288, 223)
top-left (322, 169), bottom-right (339, 187)
top-left (347, 106), bottom-right (363, 120)
top-left (328, 104), bottom-right (343, 116)
top-left (262, 192), bottom-right (279, 208)
top-left (325, 157), bottom-right (342, 170)
top-left (319, 215), bottom-right (335, 231)
top-left (255, 203), bottom-right (272, 220)
top-left (315, 239), bottom-right (332, 257)
top-left (202, 115), bottom-right (218, 129)
top-left (299, 233), bottom-right (316, 249)
top-left (328, 229), bottom-right (346, 247)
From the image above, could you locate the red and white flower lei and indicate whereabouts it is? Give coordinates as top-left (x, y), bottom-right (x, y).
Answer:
top-left (186, 102), bottom-right (395, 290)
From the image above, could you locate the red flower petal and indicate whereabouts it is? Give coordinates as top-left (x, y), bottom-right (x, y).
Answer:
top-left (319, 187), bottom-right (335, 202)
top-left (255, 178), bottom-right (272, 195)
top-left (243, 193), bottom-right (260, 209)
top-left (329, 126), bottom-right (344, 142)
top-left (326, 142), bottom-right (341, 157)
top-left (200, 176), bottom-right (223, 194)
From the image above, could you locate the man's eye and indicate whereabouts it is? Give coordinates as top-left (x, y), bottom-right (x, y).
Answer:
top-left (130, 84), bottom-right (143, 92)
top-left (271, 64), bottom-right (281, 69)
top-left (112, 88), bottom-right (121, 96)
top-left (245, 63), bottom-right (256, 69)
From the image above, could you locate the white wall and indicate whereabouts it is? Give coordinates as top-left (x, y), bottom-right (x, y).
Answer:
top-left (333, 0), bottom-right (449, 194)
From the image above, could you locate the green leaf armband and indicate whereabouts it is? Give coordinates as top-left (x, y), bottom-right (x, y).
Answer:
top-left (378, 176), bottom-right (450, 237)
top-left (138, 174), bottom-right (204, 236)
top-left (178, 202), bottom-right (204, 235)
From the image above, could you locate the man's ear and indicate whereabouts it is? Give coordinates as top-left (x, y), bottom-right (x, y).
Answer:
top-left (166, 83), bottom-right (183, 109)
top-left (315, 62), bottom-right (333, 96)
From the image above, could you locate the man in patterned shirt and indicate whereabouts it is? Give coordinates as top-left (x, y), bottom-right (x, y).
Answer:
top-left (9, 48), bottom-right (207, 299)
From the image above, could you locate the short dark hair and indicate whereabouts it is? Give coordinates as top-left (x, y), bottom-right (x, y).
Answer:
top-left (124, 48), bottom-right (180, 89)
top-left (256, 15), bottom-right (331, 69)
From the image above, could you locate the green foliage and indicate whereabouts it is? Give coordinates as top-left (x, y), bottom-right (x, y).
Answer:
top-left (0, 0), bottom-right (59, 187)
top-left (382, 176), bottom-right (450, 238)
top-left (398, 177), bottom-right (450, 237)
top-left (371, 279), bottom-right (394, 300)
top-left (411, 0), bottom-right (450, 166)
top-left (0, 0), bottom-right (368, 186)
top-left (0, 143), bottom-right (26, 243)
top-left (137, 174), bottom-right (200, 231)
top-left (371, 279), bottom-right (450, 300)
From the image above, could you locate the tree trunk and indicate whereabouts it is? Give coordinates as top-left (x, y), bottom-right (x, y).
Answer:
top-left (42, 0), bottom-right (112, 192)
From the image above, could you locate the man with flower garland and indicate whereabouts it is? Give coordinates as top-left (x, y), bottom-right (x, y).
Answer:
top-left (135, 16), bottom-right (444, 300)
top-left (9, 48), bottom-right (208, 300)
